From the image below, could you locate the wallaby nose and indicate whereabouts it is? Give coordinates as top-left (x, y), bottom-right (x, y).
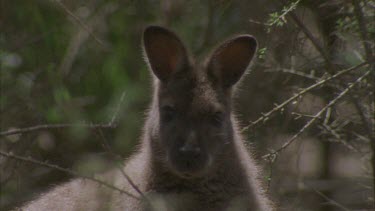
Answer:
top-left (179, 143), bottom-right (201, 155)
top-left (179, 131), bottom-right (201, 156)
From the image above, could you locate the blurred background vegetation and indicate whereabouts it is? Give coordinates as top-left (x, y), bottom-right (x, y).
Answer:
top-left (0, 0), bottom-right (374, 210)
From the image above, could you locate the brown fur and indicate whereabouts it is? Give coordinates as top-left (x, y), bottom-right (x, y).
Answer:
top-left (20, 26), bottom-right (273, 211)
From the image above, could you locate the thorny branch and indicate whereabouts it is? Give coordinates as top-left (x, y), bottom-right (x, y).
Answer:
top-left (275, 0), bottom-right (334, 71)
top-left (241, 61), bottom-right (369, 132)
top-left (267, 0), bottom-right (301, 28)
top-left (262, 70), bottom-right (371, 160)
top-left (0, 150), bottom-right (140, 200)
top-left (319, 122), bottom-right (359, 153)
top-left (287, 9), bottom-right (332, 69)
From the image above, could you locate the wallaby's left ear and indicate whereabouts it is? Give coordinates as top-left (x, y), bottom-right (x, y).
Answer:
top-left (143, 26), bottom-right (189, 82)
top-left (207, 35), bottom-right (257, 87)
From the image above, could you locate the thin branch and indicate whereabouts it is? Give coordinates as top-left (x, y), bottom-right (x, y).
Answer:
top-left (291, 111), bottom-right (321, 120)
top-left (109, 91), bottom-right (126, 126)
top-left (0, 123), bottom-right (115, 137)
top-left (116, 162), bottom-right (146, 198)
top-left (312, 188), bottom-right (351, 211)
top-left (53, 0), bottom-right (105, 46)
top-left (0, 150), bottom-right (140, 200)
top-left (262, 70), bottom-right (371, 159)
top-left (265, 67), bottom-right (319, 80)
top-left (319, 123), bottom-right (359, 153)
top-left (351, 1), bottom-right (375, 204)
top-left (275, 0), bottom-right (334, 72)
top-left (352, 0), bottom-right (375, 204)
top-left (265, 153), bottom-right (278, 192)
top-left (267, 0), bottom-right (301, 27)
top-left (58, 3), bottom-right (116, 75)
top-left (1, 91), bottom-right (126, 137)
top-left (352, 0), bottom-right (373, 61)
top-left (241, 61), bottom-right (369, 132)
top-left (95, 128), bottom-right (146, 199)
top-left (287, 10), bottom-right (332, 69)
top-left (249, 18), bottom-right (268, 26)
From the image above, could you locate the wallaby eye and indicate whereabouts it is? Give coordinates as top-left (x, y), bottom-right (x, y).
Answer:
top-left (210, 111), bottom-right (224, 127)
top-left (161, 106), bottom-right (176, 122)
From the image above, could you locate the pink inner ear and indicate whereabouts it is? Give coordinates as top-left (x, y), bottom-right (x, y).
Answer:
top-left (144, 31), bottom-right (186, 81)
top-left (217, 41), bottom-right (254, 72)
top-left (208, 36), bottom-right (256, 87)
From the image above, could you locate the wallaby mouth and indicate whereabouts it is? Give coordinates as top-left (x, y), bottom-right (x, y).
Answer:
top-left (168, 149), bottom-right (210, 178)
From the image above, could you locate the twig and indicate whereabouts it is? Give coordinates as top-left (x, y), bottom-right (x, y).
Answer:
top-left (287, 9), bottom-right (332, 69)
top-left (312, 188), bottom-right (351, 211)
top-left (0, 123), bottom-right (115, 137)
top-left (241, 62), bottom-right (369, 132)
top-left (291, 112), bottom-right (321, 120)
top-left (351, 0), bottom-right (373, 61)
top-left (267, 0), bottom-right (301, 27)
top-left (262, 70), bottom-right (371, 159)
top-left (0, 92), bottom-right (126, 137)
top-left (97, 91), bottom-right (146, 199)
top-left (249, 19), bottom-right (268, 26)
top-left (352, 131), bottom-right (370, 143)
top-left (53, 0), bottom-right (104, 46)
top-left (116, 162), bottom-right (146, 198)
top-left (351, 1), bottom-right (375, 205)
top-left (0, 150), bottom-right (140, 200)
top-left (95, 128), bottom-right (146, 198)
top-left (265, 68), bottom-right (319, 80)
top-left (275, 0), bottom-right (333, 71)
top-left (319, 123), bottom-right (359, 153)
top-left (265, 153), bottom-right (278, 192)
top-left (58, 3), bottom-right (116, 75)
top-left (109, 91), bottom-right (126, 126)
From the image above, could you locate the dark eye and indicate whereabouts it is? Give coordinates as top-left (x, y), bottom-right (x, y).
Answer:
top-left (210, 111), bottom-right (224, 127)
top-left (161, 106), bottom-right (176, 122)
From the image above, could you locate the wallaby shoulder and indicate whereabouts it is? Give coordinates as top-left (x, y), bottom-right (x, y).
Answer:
top-left (20, 150), bottom-right (147, 211)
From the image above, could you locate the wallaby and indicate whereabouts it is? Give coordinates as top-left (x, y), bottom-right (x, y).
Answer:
top-left (20, 26), bottom-right (273, 211)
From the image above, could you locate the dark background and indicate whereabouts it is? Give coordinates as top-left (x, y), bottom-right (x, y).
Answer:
top-left (1, 0), bottom-right (374, 210)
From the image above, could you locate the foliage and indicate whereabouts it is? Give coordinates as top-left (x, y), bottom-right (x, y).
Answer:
top-left (0, 0), bottom-right (374, 210)
top-left (266, 0), bottom-right (301, 32)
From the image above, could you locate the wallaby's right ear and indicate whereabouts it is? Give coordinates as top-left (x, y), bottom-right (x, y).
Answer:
top-left (143, 26), bottom-right (189, 82)
top-left (207, 35), bottom-right (257, 88)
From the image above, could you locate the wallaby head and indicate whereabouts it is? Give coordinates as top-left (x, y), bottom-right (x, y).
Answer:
top-left (143, 26), bottom-right (257, 179)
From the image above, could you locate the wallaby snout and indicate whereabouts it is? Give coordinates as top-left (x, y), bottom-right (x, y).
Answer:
top-left (179, 143), bottom-right (201, 155)
top-left (169, 134), bottom-right (208, 177)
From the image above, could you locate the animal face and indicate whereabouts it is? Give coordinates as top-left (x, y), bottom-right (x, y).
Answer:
top-left (156, 66), bottom-right (232, 177)
top-left (143, 26), bottom-right (257, 178)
